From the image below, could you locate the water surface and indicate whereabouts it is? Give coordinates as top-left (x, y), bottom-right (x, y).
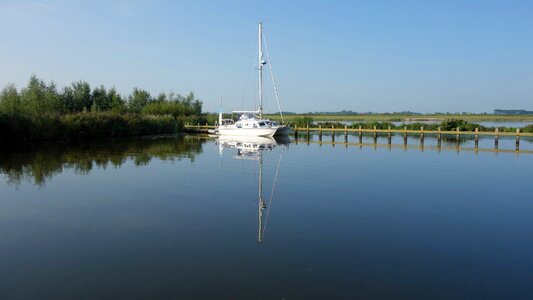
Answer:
top-left (1, 135), bottom-right (532, 299)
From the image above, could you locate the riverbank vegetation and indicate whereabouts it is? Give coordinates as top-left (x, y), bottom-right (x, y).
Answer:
top-left (284, 115), bottom-right (533, 133)
top-left (266, 113), bottom-right (533, 123)
top-left (0, 75), bottom-right (206, 142)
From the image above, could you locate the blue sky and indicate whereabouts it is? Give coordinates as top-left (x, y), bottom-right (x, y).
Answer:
top-left (0, 0), bottom-right (532, 113)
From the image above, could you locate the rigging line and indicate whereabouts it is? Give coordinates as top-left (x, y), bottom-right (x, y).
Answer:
top-left (262, 151), bottom-right (283, 236)
top-left (262, 31), bottom-right (284, 123)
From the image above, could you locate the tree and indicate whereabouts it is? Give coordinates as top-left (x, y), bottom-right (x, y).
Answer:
top-left (0, 84), bottom-right (22, 116)
top-left (92, 85), bottom-right (111, 111)
top-left (63, 81), bottom-right (92, 112)
top-left (155, 92), bottom-right (167, 103)
top-left (182, 92), bottom-right (202, 115)
top-left (20, 75), bottom-right (62, 114)
top-left (108, 88), bottom-right (126, 113)
top-left (128, 88), bottom-right (152, 113)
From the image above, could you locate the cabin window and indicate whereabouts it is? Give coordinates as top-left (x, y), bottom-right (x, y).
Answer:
top-left (236, 124), bottom-right (242, 128)
top-left (258, 122), bottom-right (265, 126)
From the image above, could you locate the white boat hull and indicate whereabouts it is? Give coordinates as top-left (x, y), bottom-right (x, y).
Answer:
top-left (217, 127), bottom-right (277, 137)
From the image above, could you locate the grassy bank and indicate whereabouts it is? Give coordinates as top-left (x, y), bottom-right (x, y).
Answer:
top-left (0, 112), bottom-right (194, 142)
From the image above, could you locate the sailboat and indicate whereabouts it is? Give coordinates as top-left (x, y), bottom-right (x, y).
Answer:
top-left (214, 22), bottom-right (291, 137)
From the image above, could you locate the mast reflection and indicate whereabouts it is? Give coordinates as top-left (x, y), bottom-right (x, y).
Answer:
top-left (216, 136), bottom-right (289, 243)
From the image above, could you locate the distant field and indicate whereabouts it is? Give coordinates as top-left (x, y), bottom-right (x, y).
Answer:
top-left (265, 114), bottom-right (533, 122)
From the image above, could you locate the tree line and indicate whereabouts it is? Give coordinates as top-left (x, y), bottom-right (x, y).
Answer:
top-left (0, 75), bottom-right (205, 142)
top-left (0, 75), bottom-right (202, 116)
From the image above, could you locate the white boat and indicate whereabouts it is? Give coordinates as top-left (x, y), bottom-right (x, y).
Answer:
top-left (215, 22), bottom-right (291, 137)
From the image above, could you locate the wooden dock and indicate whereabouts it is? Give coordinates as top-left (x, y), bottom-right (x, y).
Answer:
top-left (184, 124), bottom-right (533, 152)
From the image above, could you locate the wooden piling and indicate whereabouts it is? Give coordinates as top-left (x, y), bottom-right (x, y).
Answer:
top-left (344, 125), bottom-right (348, 143)
top-left (516, 128), bottom-right (520, 150)
top-left (331, 125), bottom-right (335, 143)
top-left (358, 125), bottom-right (363, 143)
top-left (420, 126), bottom-right (424, 145)
top-left (387, 126), bottom-right (392, 144)
top-left (294, 126), bottom-right (298, 139)
top-left (403, 126), bottom-right (408, 145)
top-left (494, 128), bottom-right (499, 149)
top-left (454, 128), bottom-right (460, 150)
top-left (373, 126), bottom-right (377, 144)
top-left (437, 127), bottom-right (442, 148)
top-left (474, 127), bottom-right (479, 149)
top-left (318, 125), bottom-right (322, 141)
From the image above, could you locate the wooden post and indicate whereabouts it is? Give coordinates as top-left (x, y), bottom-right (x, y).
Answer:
top-left (319, 125), bottom-right (322, 141)
top-left (373, 126), bottom-right (377, 144)
top-left (403, 126), bottom-right (408, 145)
top-left (516, 128), bottom-right (520, 150)
top-left (474, 127), bottom-right (479, 149)
top-left (420, 126), bottom-right (424, 146)
top-left (331, 125), bottom-right (335, 143)
top-left (294, 126), bottom-right (298, 139)
top-left (344, 125), bottom-right (348, 143)
top-left (306, 124), bottom-right (310, 140)
top-left (387, 126), bottom-right (392, 144)
top-left (358, 125), bottom-right (363, 143)
top-left (437, 127), bottom-right (442, 148)
top-left (455, 127), bottom-right (460, 151)
top-left (494, 127), bottom-right (499, 150)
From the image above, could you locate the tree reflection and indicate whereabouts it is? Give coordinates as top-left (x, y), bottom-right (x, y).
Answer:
top-left (0, 136), bottom-right (206, 186)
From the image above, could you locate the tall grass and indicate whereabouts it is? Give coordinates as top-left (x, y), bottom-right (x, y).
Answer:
top-left (0, 112), bottom-right (185, 143)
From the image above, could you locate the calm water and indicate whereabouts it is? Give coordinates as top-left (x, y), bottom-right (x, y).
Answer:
top-left (1, 135), bottom-right (533, 299)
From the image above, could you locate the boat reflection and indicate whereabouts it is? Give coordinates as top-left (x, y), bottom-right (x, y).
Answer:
top-left (216, 136), bottom-right (289, 243)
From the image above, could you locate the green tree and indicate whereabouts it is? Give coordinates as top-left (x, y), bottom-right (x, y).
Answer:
top-left (155, 92), bottom-right (167, 103)
top-left (108, 88), bottom-right (126, 113)
top-left (182, 92), bottom-right (202, 115)
top-left (63, 81), bottom-right (92, 112)
top-left (128, 88), bottom-right (152, 113)
top-left (0, 84), bottom-right (22, 116)
top-left (20, 75), bottom-right (62, 114)
top-left (92, 85), bottom-right (111, 111)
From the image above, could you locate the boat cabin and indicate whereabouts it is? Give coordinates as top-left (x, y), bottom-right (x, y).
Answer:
top-left (234, 113), bottom-right (276, 129)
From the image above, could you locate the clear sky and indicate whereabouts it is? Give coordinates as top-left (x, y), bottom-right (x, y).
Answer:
top-left (1, 0), bottom-right (532, 113)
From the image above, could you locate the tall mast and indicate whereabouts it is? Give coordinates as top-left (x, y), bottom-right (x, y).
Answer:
top-left (258, 22), bottom-right (264, 118)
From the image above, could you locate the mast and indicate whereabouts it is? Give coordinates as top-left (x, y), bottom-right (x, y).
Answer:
top-left (258, 22), bottom-right (264, 119)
